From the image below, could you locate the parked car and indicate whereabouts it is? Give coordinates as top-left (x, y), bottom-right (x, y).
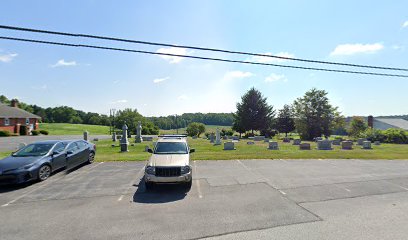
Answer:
top-left (0, 140), bottom-right (96, 185)
top-left (144, 135), bottom-right (195, 190)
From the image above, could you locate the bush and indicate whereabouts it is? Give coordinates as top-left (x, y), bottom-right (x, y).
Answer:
top-left (0, 130), bottom-right (11, 137)
top-left (186, 122), bottom-right (206, 137)
top-left (359, 128), bottom-right (408, 144)
top-left (39, 130), bottom-right (49, 135)
top-left (31, 130), bottom-right (40, 136)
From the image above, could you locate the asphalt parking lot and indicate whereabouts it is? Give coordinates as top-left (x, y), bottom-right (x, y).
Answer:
top-left (1, 159), bottom-right (408, 240)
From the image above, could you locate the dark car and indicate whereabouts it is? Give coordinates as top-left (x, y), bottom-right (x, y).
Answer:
top-left (0, 140), bottom-right (96, 185)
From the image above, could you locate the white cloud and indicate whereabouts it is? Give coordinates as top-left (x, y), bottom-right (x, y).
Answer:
top-left (223, 71), bottom-right (254, 81)
top-left (0, 53), bottom-right (18, 63)
top-left (330, 43), bottom-right (384, 56)
top-left (177, 94), bottom-right (189, 100)
top-left (402, 21), bottom-right (408, 28)
top-left (153, 76), bottom-right (170, 84)
top-left (265, 73), bottom-right (287, 83)
top-left (51, 59), bottom-right (77, 67)
top-left (247, 52), bottom-right (295, 63)
top-left (156, 47), bottom-right (190, 64)
top-left (111, 99), bottom-right (128, 104)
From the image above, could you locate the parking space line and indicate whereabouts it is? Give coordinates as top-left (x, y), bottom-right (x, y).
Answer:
top-left (194, 161), bottom-right (203, 199)
top-left (278, 190), bottom-right (287, 195)
top-left (117, 165), bottom-right (145, 202)
top-left (236, 160), bottom-right (269, 182)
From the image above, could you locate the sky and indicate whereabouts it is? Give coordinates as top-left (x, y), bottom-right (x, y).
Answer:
top-left (0, 0), bottom-right (407, 117)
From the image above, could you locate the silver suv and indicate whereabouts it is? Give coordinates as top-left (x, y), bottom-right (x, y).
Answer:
top-left (145, 135), bottom-right (194, 190)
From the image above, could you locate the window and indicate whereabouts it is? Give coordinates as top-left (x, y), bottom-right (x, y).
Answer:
top-left (76, 141), bottom-right (87, 149)
top-left (4, 118), bottom-right (10, 126)
top-left (66, 142), bottom-right (79, 152)
top-left (53, 142), bottom-right (66, 153)
top-left (154, 142), bottom-right (188, 154)
top-left (25, 118), bottom-right (30, 125)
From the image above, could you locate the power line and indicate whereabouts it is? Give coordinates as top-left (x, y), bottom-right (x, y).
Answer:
top-left (1, 35), bottom-right (407, 78)
top-left (0, 24), bottom-right (407, 72)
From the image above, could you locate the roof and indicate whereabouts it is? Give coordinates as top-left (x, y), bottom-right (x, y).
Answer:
top-left (157, 135), bottom-right (187, 143)
top-left (374, 118), bottom-right (408, 130)
top-left (0, 103), bottom-right (41, 119)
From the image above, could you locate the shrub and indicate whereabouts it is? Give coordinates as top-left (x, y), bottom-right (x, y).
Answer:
top-left (31, 130), bottom-right (39, 136)
top-left (186, 122), bottom-right (206, 137)
top-left (384, 128), bottom-right (408, 144)
top-left (39, 130), bottom-right (49, 135)
top-left (0, 130), bottom-right (11, 137)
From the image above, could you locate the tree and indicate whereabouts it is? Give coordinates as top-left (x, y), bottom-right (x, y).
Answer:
top-left (186, 122), bottom-right (206, 137)
top-left (276, 104), bottom-right (295, 137)
top-left (233, 87), bottom-right (275, 135)
top-left (348, 117), bottom-right (368, 137)
top-left (293, 88), bottom-right (344, 140)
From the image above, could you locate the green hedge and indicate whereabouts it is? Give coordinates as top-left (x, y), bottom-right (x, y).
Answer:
top-left (359, 128), bottom-right (408, 144)
top-left (0, 130), bottom-right (11, 137)
top-left (39, 130), bottom-right (49, 135)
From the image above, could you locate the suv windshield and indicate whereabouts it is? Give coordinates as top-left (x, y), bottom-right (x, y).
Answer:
top-left (154, 142), bottom-right (188, 154)
top-left (13, 143), bottom-right (54, 157)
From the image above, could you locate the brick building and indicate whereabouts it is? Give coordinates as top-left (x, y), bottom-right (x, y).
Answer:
top-left (0, 100), bottom-right (41, 135)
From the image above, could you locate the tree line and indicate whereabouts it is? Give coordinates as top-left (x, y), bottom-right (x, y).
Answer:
top-left (148, 113), bottom-right (234, 130)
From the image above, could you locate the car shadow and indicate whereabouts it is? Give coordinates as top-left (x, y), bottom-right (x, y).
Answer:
top-left (133, 178), bottom-right (189, 204)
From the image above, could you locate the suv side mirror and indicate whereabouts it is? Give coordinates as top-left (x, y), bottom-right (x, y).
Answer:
top-left (189, 148), bottom-right (195, 153)
top-left (66, 150), bottom-right (74, 155)
top-left (147, 148), bottom-right (153, 153)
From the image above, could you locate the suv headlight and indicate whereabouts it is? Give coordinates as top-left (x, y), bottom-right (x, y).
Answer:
top-left (181, 165), bottom-right (191, 174)
top-left (145, 166), bottom-right (155, 175)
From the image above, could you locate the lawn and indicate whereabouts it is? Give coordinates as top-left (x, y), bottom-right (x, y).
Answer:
top-left (90, 137), bottom-right (408, 162)
top-left (39, 123), bottom-right (110, 135)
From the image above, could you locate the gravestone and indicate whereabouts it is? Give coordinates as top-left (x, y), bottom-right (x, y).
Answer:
top-left (192, 136), bottom-right (198, 139)
top-left (293, 139), bottom-right (301, 145)
top-left (315, 137), bottom-right (323, 142)
top-left (144, 145), bottom-right (150, 152)
top-left (142, 136), bottom-right (153, 141)
top-left (135, 121), bottom-right (143, 143)
top-left (357, 138), bottom-right (366, 146)
top-left (374, 141), bottom-right (381, 146)
top-left (254, 136), bottom-right (265, 141)
top-left (112, 132), bottom-right (117, 142)
top-left (93, 138), bottom-right (99, 141)
top-left (224, 142), bottom-right (235, 150)
top-left (268, 141), bottom-right (279, 150)
top-left (120, 124), bottom-right (129, 152)
top-left (223, 135), bottom-right (228, 140)
top-left (247, 141), bottom-right (255, 145)
top-left (299, 143), bottom-right (311, 150)
top-left (332, 139), bottom-right (341, 145)
top-left (341, 141), bottom-right (353, 150)
top-left (317, 140), bottom-right (332, 150)
top-left (283, 138), bottom-right (290, 143)
top-left (215, 129), bottom-right (222, 145)
top-left (264, 138), bottom-right (270, 143)
top-left (232, 136), bottom-right (240, 141)
top-left (210, 134), bottom-right (215, 143)
top-left (83, 131), bottom-right (89, 141)
top-left (362, 141), bottom-right (372, 149)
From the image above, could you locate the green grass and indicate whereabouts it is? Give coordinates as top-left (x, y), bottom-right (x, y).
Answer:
top-left (83, 137), bottom-right (408, 162)
top-left (159, 125), bottom-right (232, 135)
top-left (39, 123), bottom-right (110, 135)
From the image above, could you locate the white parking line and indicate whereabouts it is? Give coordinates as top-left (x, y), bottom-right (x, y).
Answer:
top-left (118, 165), bottom-right (145, 202)
top-left (236, 160), bottom-right (251, 171)
top-left (194, 161), bottom-right (203, 199)
top-left (278, 190), bottom-right (287, 195)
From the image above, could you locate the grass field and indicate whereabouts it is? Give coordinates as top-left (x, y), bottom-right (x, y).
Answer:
top-left (90, 137), bottom-right (408, 162)
top-left (159, 125), bottom-right (232, 135)
top-left (39, 123), bottom-right (110, 135)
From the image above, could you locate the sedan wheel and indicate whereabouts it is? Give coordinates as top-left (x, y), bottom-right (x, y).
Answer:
top-left (38, 165), bottom-right (51, 181)
top-left (88, 152), bottom-right (95, 164)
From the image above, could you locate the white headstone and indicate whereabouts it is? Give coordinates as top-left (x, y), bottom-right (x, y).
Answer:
top-left (135, 121), bottom-right (143, 143)
top-left (215, 128), bottom-right (221, 145)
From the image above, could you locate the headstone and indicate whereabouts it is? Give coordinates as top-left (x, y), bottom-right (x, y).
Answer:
top-left (247, 141), bottom-right (255, 145)
top-left (144, 145), bottom-right (150, 152)
top-left (223, 135), bottom-right (228, 140)
top-left (299, 143), bottom-right (311, 150)
top-left (232, 136), bottom-right (240, 141)
top-left (135, 121), bottom-right (143, 143)
top-left (283, 138), bottom-right (290, 143)
top-left (142, 136), bottom-right (153, 141)
top-left (264, 138), bottom-right (270, 143)
top-left (215, 129), bottom-right (221, 145)
top-left (293, 139), bottom-right (301, 145)
top-left (357, 138), bottom-right (366, 146)
top-left (374, 141), bottom-right (381, 145)
top-left (83, 131), bottom-right (89, 141)
top-left (268, 141), bottom-right (279, 150)
top-left (120, 124), bottom-right (129, 152)
top-left (341, 141), bottom-right (353, 150)
top-left (317, 140), bottom-right (332, 150)
top-left (362, 141), bottom-right (372, 149)
top-left (332, 139), bottom-right (341, 145)
top-left (93, 138), bottom-right (99, 141)
top-left (254, 136), bottom-right (265, 141)
top-left (315, 137), bottom-right (323, 142)
top-left (210, 134), bottom-right (215, 143)
top-left (112, 132), bottom-right (117, 142)
top-left (224, 142), bottom-right (235, 150)
top-left (192, 136), bottom-right (198, 139)
top-left (117, 135), bottom-right (122, 140)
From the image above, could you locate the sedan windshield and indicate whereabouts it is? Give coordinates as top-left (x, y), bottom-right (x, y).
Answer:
top-left (154, 142), bottom-right (188, 154)
top-left (13, 143), bottom-right (54, 157)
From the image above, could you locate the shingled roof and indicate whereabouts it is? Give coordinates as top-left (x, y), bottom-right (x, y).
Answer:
top-left (0, 103), bottom-right (41, 119)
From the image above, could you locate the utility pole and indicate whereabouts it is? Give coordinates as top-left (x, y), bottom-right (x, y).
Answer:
top-left (175, 114), bottom-right (178, 134)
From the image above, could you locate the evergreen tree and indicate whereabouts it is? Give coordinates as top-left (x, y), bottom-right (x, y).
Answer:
top-left (276, 104), bottom-right (295, 137)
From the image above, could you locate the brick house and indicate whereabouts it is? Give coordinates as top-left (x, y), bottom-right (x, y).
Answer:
top-left (0, 100), bottom-right (41, 135)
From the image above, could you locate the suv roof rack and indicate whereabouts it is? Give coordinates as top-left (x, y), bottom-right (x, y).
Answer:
top-left (158, 134), bottom-right (188, 138)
